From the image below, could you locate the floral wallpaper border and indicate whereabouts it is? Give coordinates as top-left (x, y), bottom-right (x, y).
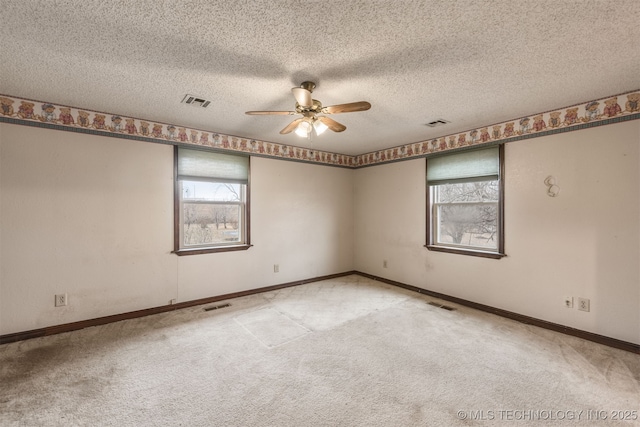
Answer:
top-left (0, 94), bottom-right (354, 168)
top-left (355, 90), bottom-right (640, 167)
top-left (0, 90), bottom-right (639, 169)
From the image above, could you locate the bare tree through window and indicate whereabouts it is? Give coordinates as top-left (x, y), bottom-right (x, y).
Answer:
top-left (181, 181), bottom-right (244, 246)
top-left (434, 180), bottom-right (498, 249)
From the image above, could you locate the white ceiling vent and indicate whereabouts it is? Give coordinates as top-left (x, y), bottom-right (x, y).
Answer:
top-left (425, 119), bottom-right (450, 127)
top-left (181, 94), bottom-right (211, 108)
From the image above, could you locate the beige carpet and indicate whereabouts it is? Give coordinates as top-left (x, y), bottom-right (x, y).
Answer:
top-left (1, 275), bottom-right (639, 426)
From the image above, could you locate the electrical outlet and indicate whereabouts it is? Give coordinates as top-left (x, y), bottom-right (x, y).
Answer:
top-left (274, 264), bottom-right (279, 273)
top-left (564, 296), bottom-right (573, 308)
top-left (577, 297), bottom-right (590, 312)
top-left (55, 293), bottom-right (67, 307)
top-left (383, 260), bottom-right (388, 268)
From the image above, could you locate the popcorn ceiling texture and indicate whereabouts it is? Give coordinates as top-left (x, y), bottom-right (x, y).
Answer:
top-left (1, 0), bottom-right (639, 156)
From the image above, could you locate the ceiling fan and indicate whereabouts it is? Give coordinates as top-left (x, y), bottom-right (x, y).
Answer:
top-left (245, 81), bottom-right (371, 137)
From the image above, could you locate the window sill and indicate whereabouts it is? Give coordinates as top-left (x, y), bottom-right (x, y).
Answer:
top-left (424, 245), bottom-right (506, 259)
top-left (173, 244), bottom-right (252, 256)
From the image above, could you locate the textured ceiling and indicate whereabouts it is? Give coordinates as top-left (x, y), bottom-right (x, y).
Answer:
top-left (1, 0), bottom-right (639, 156)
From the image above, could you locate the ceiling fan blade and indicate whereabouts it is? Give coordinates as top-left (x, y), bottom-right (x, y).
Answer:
top-left (291, 87), bottom-right (313, 108)
top-left (280, 118), bottom-right (305, 134)
top-left (322, 101), bottom-right (371, 114)
top-left (318, 116), bottom-right (346, 132)
top-left (245, 110), bottom-right (295, 115)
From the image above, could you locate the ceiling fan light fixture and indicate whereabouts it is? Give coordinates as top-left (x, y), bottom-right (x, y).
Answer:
top-left (295, 120), bottom-right (312, 137)
top-left (313, 118), bottom-right (328, 135)
top-left (246, 81), bottom-right (370, 137)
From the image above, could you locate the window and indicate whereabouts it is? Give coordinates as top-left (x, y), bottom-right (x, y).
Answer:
top-left (174, 147), bottom-right (250, 255)
top-left (426, 145), bottom-right (504, 258)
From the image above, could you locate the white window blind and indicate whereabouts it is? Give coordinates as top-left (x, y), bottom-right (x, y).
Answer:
top-left (177, 148), bottom-right (249, 184)
top-left (427, 146), bottom-right (499, 185)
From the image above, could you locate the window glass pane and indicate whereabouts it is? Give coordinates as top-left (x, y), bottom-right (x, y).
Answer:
top-left (433, 180), bottom-right (499, 251)
top-left (182, 203), bottom-right (241, 247)
top-left (182, 181), bottom-right (242, 202)
top-left (436, 203), bottom-right (498, 250)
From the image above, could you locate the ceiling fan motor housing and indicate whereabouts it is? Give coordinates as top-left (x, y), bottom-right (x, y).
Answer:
top-left (296, 99), bottom-right (323, 116)
top-left (300, 81), bottom-right (316, 92)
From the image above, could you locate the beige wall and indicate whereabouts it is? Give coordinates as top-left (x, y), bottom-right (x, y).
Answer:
top-left (1, 119), bottom-right (639, 345)
top-left (0, 124), bottom-right (354, 335)
top-left (177, 156), bottom-right (355, 302)
top-left (354, 121), bottom-right (640, 344)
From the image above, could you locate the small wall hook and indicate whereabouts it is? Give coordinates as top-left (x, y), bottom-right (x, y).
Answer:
top-left (544, 176), bottom-right (559, 197)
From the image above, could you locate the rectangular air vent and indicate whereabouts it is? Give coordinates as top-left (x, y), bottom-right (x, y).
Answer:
top-left (182, 94), bottom-right (211, 108)
top-left (427, 301), bottom-right (456, 311)
top-left (425, 119), bottom-right (450, 127)
top-left (204, 303), bottom-right (231, 312)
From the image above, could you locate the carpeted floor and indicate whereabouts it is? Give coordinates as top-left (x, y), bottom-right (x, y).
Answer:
top-left (1, 275), bottom-right (639, 426)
